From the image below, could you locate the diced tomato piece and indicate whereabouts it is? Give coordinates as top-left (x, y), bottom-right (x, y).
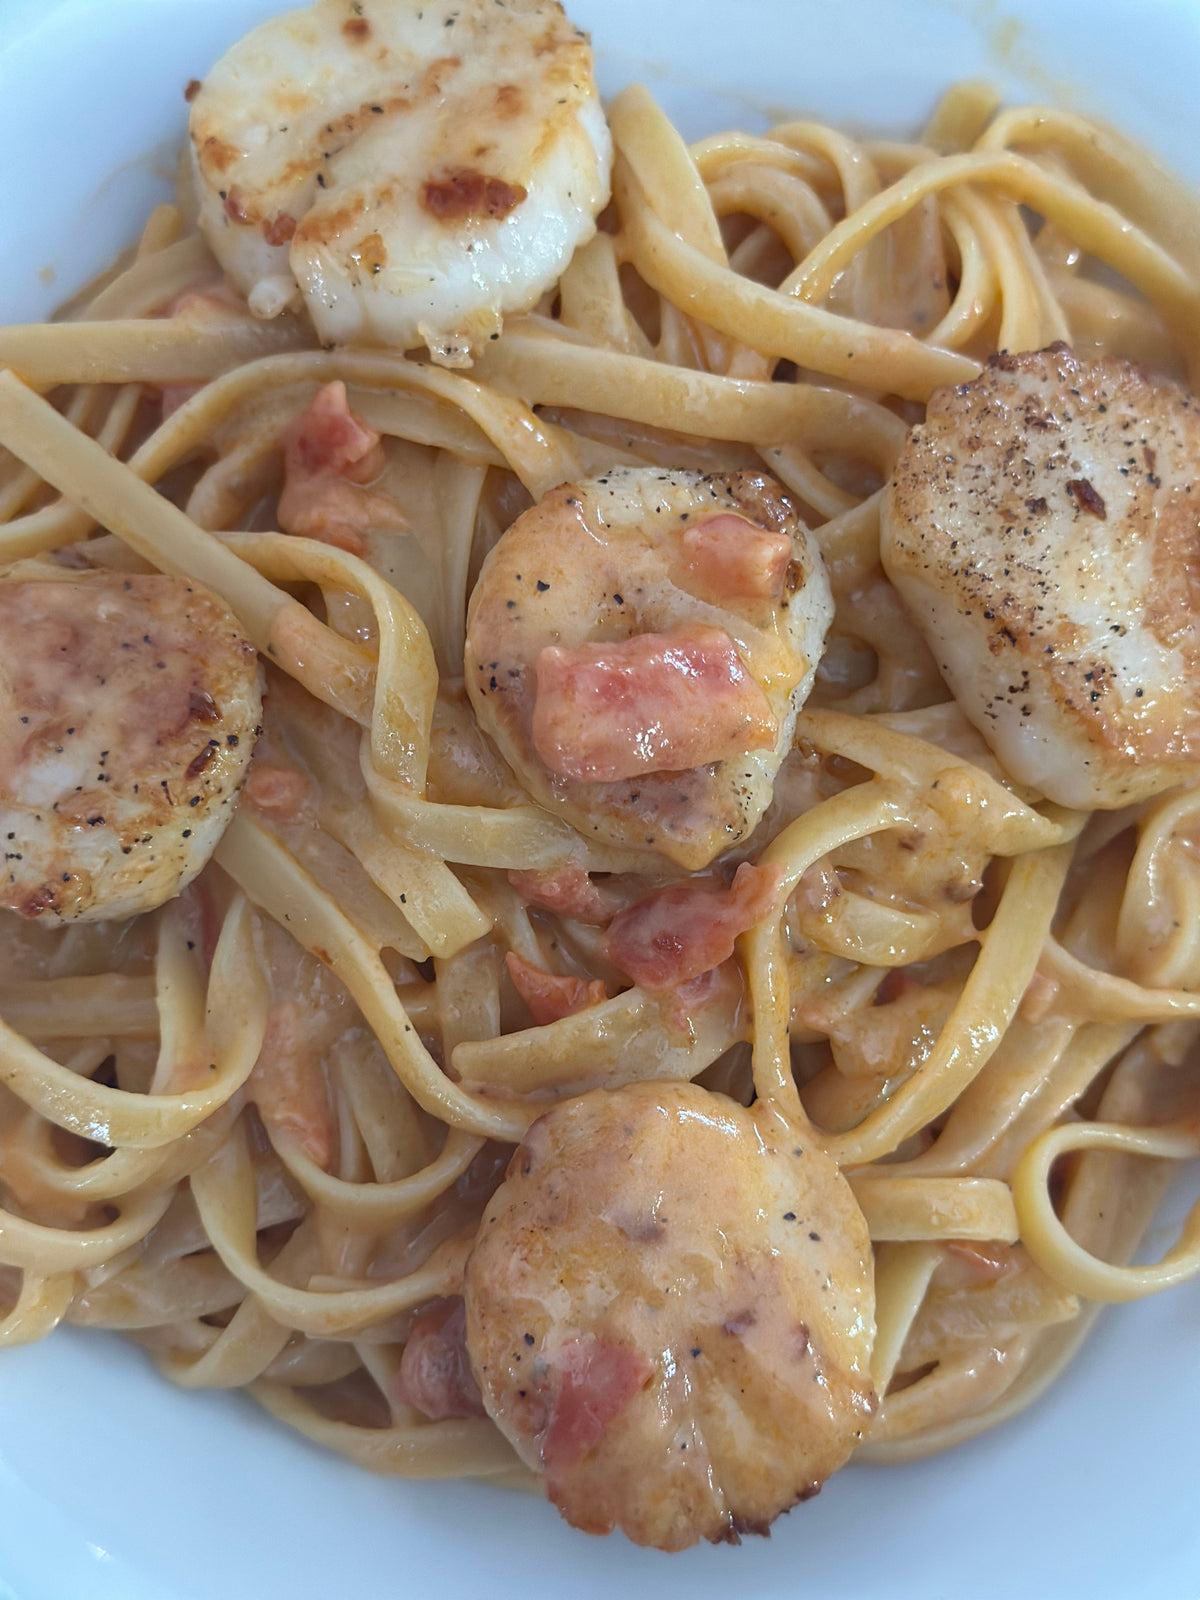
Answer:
top-left (250, 1002), bottom-right (335, 1168)
top-left (506, 865), bottom-right (613, 925)
top-left (284, 380), bottom-right (383, 478)
top-left (244, 761), bottom-right (313, 818)
top-left (679, 513), bottom-right (792, 602)
top-left (159, 382), bottom-right (205, 419)
top-left (394, 1297), bottom-right (486, 1421)
top-left (277, 381), bottom-right (406, 554)
top-left (506, 951), bottom-right (606, 1026)
top-left (530, 625), bottom-right (777, 783)
top-left (160, 280), bottom-right (245, 320)
top-left (156, 282), bottom-right (242, 419)
top-left (607, 861), bottom-right (784, 991)
top-left (944, 1242), bottom-right (1017, 1281)
top-left (542, 1335), bottom-right (653, 1472)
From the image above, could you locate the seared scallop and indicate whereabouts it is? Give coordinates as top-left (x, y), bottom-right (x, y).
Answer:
top-left (465, 467), bottom-right (833, 869)
top-left (463, 1080), bottom-right (876, 1550)
top-left (0, 569), bottom-right (261, 923)
top-left (189, 0), bottom-right (611, 363)
top-left (881, 345), bottom-right (1200, 808)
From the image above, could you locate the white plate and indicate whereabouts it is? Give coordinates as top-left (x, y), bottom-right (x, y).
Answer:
top-left (0, 3), bottom-right (1198, 1596)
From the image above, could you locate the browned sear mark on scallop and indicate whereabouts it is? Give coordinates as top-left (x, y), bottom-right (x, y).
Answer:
top-left (342, 14), bottom-right (370, 39)
top-left (224, 187), bottom-right (252, 225)
top-left (227, 189), bottom-right (301, 245)
top-left (494, 82), bottom-right (524, 116)
top-left (264, 213), bottom-right (297, 246)
top-left (720, 1511), bottom-right (776, 1545)
top-left (293, 193), bottom-right (367, 247)
top-left (199, 133), bottom-right (240, 175)
top-left (188, 689), bottom-right (220, 724)
top-left (990, 343), bottom-right (1070, 374)
top-left (420, 168), bottom-right (528, 222)
top-left (18, 883), bottom-right (63, 921)
top-left (184, 78), bottom-right (202, 103)
top-left (349, 231), bottom-right (388, 274)
top-left (185, 745), bottom-right (218, 781)
top-left (1067, 478), bottom-right (1107, 519)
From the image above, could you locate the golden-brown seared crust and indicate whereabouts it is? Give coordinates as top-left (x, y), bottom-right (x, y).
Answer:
top-left (881, 344), bottom-right (1200, 808)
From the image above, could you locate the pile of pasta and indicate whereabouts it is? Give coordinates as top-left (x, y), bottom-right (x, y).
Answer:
top-left (0, 80), bottom-right (1197, 1486)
